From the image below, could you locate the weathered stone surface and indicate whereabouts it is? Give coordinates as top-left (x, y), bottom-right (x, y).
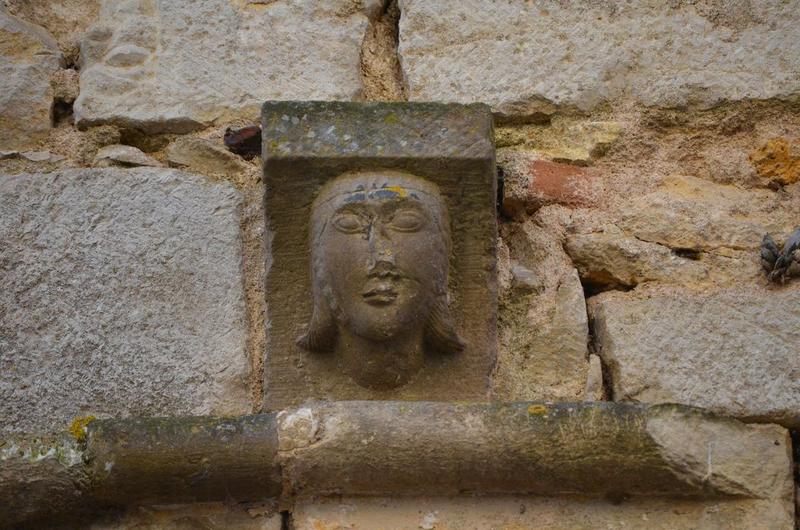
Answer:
top-left (499, 151), bottom-right (602, 217)
top-left (399, 1), bottom-right (800, 115)
top-left (279, 402), bottom-right (792, 500)
top-left (93, 144), bottom-right (161, 167)
top-left (87, 415), bottom-right (281, 505)
top-left (566, 229), bottom-right (710, 291)
top-left (0, 434), bottom-right (88, 528)
top-left (91, 504), bottom-right (282, 530)
top-left (294, 495), bottom-right (793, 530)
top-left (0, 8), bottom-right (62, 150)
top-left (74, 0), bottom-right (381, 133)
top-left (20, 150), bottom-right (65, 163)
top-left (262, 101), bottom-right (497, 408)
top-left (617, 174), bottom-right (796, 252)
top-left (0, 168), bottom-right (250, 434)
top-left (584, 353), bottom-right (604, 401)
top-left (1, 403), bottom-right (793, 526)
top-left (495, 120), bottom-right (623, 163)
top-left (3, 0), bottom-right (101, 61)
top-left (494, 216), bottom-right (588, 401)
top-left (494, 267), bottom-right (589, 401)
top-left (592, 286), bottom-right (800, 428)
top-left (749, 137), bottom-right (800, 187)
top-left (166, 137), bottom-right (249, 175)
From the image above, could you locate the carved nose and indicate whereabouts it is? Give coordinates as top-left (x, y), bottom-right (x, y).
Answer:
top-left (367, 222), bottom-right (395, 268)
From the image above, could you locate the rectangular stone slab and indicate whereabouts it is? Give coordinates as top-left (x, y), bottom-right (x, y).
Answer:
top-left (261, 101), bottom-right (497, 408)
top-left (0, 168), bottom-right (251, 435)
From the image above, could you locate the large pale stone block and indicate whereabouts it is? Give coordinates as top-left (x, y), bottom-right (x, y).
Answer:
top-left (398, 1), bottom-right (800, 116)
top-left (592, 286), bottom-right (800, 428)
top-left (617, 175), bottom-right (796, 253)
top-left (0, 168), bottom-right (250, 434)
top-left (0, 8), bottom-right (62, 150)
top-left (74, 0), bottom-right (381, 133)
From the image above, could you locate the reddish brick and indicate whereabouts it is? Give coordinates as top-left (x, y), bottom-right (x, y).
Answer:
top-left (500, 151), bottom-right (602, 217)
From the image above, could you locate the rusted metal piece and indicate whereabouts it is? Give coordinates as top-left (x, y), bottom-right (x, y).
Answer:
top-left (224, 125), bottom-right (262, 159)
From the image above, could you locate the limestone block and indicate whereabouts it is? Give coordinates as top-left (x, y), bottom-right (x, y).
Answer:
top-left (93, 144), bottom-right (162, 167)
top-left (0, 9), bottom-right (62, 150)
top-left (294, 495), bottom-right (793, 530)
top-left (566, 230), bottom-right (710, 291)
top-left (399, 1), bottom-right (800, 115)
top-left (494, 217), bottom-right (588, 401)
top-left (74, 0), bottom-right (381, 133)
top-left (617, 174), bottom-right (796, 252)
top-left (0, 168), bottom-right (250, 434)
top-left (592, 286), bottom-right (800, 428)
top-left (493, 267), bottom-right (589, 401)
top-left (166, 137), bottom-right (249, 175)
top-left (3, 0), bottom-right (101, 60)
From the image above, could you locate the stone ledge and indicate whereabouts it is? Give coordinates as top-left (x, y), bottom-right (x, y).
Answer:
top-left (0, 401), bottom-right (792, 528)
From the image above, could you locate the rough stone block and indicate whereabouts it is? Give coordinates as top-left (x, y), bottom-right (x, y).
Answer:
top-left (262, 101), bottom-right (497, 408)
top-left (294, 495), bottom-right (793, 530)
top-left (398, 1), bottom-right (800, 115)
top-left (91, 504), bottom-right (282, 530)
top-left (493, 217), bottom-right (589, 401)
top-left (617, 174), bottom-right (796, 252)
top-left (0, 168), bottom-right (250, 434)
top-left (0, 8), bottom-right (63, 150)
top-left (566, 230), bottom-right (710, 292)
top-left (592, 286), bottom-right (800, 428)
top-left (74, 0), bottom-right (381, 133)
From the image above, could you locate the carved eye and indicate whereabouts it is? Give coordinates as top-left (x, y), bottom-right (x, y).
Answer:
top-left (389, 210), bottom-right (425, 232)
top-left (333, 213), bottom-right (367, 234)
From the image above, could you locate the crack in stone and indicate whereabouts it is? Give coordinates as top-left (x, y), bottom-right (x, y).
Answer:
top-left (359, 0), bottom-right (408, 101)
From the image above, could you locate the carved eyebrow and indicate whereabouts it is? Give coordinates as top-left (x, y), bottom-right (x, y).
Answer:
top-left (377, 197), bottom-right (427, 215)
top-left (333, 202), bottom-right (371, 215)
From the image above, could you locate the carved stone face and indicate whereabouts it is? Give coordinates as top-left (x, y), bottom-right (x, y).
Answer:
top-left (300, 170), bottom-right (463, 389)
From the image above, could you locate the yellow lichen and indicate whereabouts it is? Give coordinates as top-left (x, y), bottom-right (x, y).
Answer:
top-left (68, 415), bottom-right (96, 442)
top-left (527, 405), bottom-right (548, 416)
top-left (749, 137), bottom-right (800, 186)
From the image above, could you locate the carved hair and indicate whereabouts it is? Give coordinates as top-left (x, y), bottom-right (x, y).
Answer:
top-left (297, 170), bottom-right (465, 355)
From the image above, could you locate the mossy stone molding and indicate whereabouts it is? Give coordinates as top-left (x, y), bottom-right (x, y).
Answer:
top-left (261, 101), bottom-right (498, 408)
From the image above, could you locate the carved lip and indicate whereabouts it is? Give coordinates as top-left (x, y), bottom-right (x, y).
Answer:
top-left (362, 283), bottom-right (398, 305)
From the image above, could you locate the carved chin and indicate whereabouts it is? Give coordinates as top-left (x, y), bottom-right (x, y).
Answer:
top-left (345, 307), bottom-right (424, 342)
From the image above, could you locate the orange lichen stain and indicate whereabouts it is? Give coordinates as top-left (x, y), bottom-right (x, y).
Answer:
top-left (749, 137), bottom-right (800, 186)
top-left (527, 405), bottom-right (548, 416)
top-left (68, 415), bottom-right (96, 442)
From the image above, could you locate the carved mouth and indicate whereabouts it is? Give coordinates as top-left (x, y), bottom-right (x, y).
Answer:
top-left (362, 283), bottom-right (399, 305)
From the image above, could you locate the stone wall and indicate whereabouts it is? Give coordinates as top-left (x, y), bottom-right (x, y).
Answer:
top-left (1, 0), bottom-right (799, 528)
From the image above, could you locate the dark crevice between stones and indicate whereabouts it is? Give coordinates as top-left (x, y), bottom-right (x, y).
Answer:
top-left (496, 165), bottom-right (506, 218)
top-left (672, 247), bottom-right (702, 260)
top-left (281, 510), bottom-right (293, 530)
top-left (577, 272), bottom-right (635, 298)
top-left (586, 307), bottom-right (614, 402)
top-left (51, 98), bottom-right (74, 127)
top-left (359, 0), bottom-right (407, 101)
